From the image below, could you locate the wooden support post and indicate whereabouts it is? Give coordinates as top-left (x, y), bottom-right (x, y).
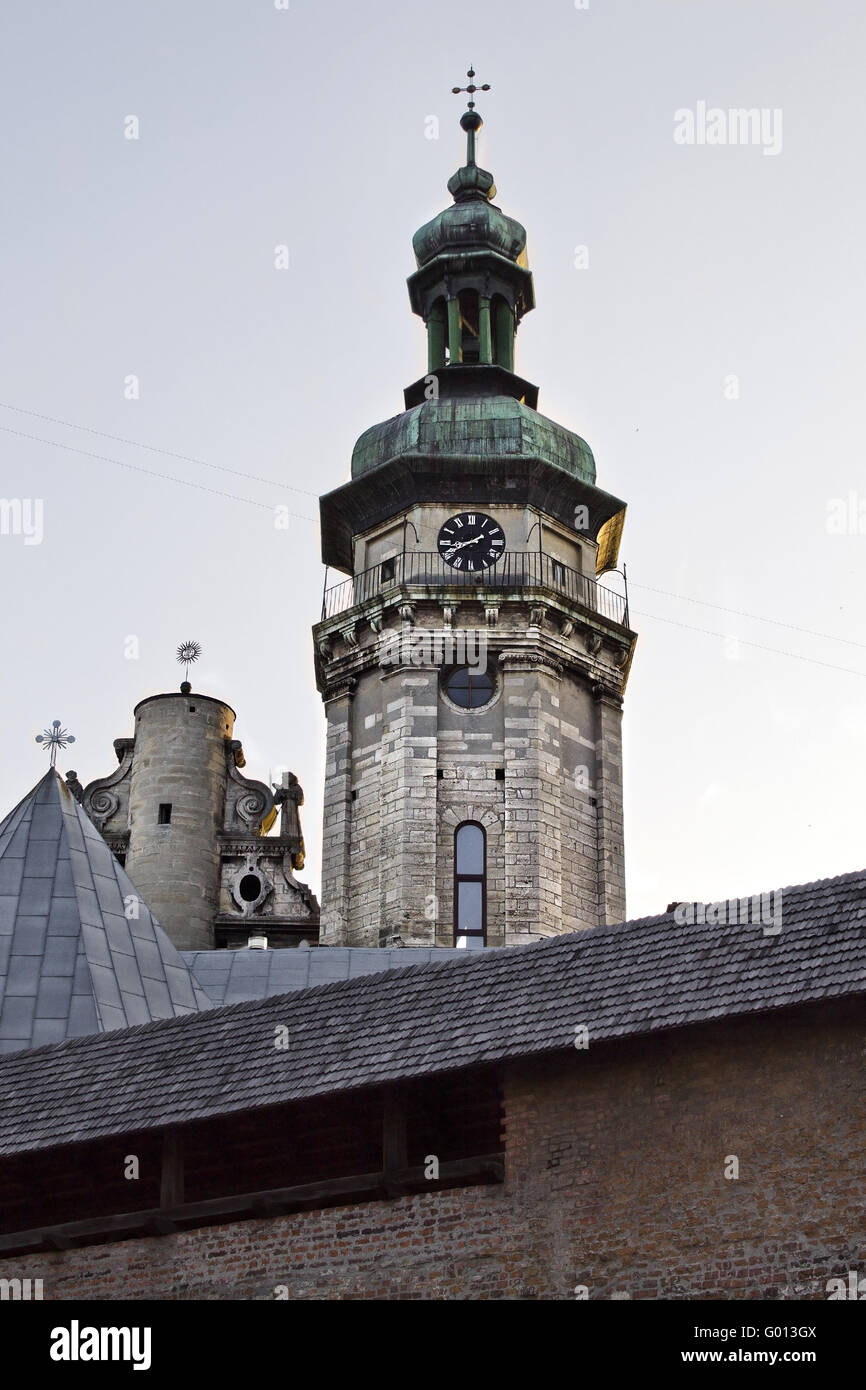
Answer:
top-left (160, 1128), bottom-right (184, 1209)
top-left (382, 1086), bottom-right (408, 1195)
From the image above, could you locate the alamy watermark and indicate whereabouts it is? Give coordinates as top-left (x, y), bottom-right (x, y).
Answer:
top-left (379, 629), bottom-right (487, 672)
top-left (0, 498), bottom-right (43, 545)
top-left (674, 102), bottom-right (782, 157)
top-left (674, 892), bottom-right (782, 936)
top-left (0, 1277), bottom-right (43, 1300)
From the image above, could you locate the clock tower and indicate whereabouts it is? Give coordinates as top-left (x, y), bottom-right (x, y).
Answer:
top-left (314, 87), bottom-right (636, 949)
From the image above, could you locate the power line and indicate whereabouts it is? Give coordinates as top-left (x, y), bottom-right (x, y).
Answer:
top-left (2, 402), bottom-right (862, 676)
top-left (0, 425), bottom-right (316, 520)
top-left (0, 400), bottom-right (319, 500)
top-left (632, 608), bottom-right (865, 678)
top-left (631, 579), bottom-right (866, 652)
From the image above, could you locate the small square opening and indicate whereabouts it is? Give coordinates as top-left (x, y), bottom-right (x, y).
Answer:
top-left (495, 767), bottom-right (505, 781)
top-left (158, 803), bottom-right (172, 825)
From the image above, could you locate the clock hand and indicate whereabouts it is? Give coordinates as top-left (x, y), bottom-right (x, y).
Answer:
top-left (444, 534), bottom-right (485, 554)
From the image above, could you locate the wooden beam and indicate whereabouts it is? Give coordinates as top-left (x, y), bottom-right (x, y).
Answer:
top-left (0, 1153), bottom-right (505, 1256)
top-left (382, 1085), bottom-right (407, 1197)
top-left (160, 1128), bottom-right (184, 1209)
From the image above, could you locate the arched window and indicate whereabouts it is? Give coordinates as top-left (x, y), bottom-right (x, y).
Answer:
top-left (454, 821), bottom-right (486, 949)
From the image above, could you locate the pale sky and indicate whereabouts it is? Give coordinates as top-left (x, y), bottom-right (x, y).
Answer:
top-left (1, 0), bottom-right (865, 920)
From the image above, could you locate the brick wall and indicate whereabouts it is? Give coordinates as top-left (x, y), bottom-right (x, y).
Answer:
top-left (3, 1000), bottom-right (862, 1299)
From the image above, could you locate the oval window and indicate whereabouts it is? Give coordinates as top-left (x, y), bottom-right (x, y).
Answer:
top-left (238, 873), bottom-right (262, 903)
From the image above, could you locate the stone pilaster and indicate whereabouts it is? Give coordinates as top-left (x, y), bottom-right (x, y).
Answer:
top-left (594, 684), bottom-right (626, 925)
top-left (319, 682), bottom-right (355, 945)
top-left (501, 651), bottom-right (563, 945)
top-left (377, 660), bottom-right (439, 946)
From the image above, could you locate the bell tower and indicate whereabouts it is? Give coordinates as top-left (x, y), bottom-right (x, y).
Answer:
top-left (314, 81), bottom-right (636, 950)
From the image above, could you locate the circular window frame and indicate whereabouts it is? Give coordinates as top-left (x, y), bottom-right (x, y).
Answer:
top-left (440, 663), bottom-right (500, 715)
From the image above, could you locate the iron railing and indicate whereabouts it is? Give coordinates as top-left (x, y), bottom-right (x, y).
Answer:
top-left (321, 551), bottom-right (629, 627)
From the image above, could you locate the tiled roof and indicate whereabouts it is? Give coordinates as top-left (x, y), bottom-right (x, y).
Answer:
top-left (0, 866), bottom-right (864, 1155)
top-left (0, 771), bottom-right (211, 1052)
top-left (183, 945), bottom-right (472, 1004)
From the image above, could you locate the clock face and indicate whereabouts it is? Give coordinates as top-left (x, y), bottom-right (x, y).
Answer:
top-left (437, 512), bottom-right (506, 571)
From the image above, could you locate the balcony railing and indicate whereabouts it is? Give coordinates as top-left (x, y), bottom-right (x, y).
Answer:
top-left (321, 551), bottom-right (629, 627)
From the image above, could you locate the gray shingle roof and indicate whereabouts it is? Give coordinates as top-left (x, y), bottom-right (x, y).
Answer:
top-left (0, 771), bottom-right (212, 1052)
top-left (1, 866), bottom-right (865, 1156)
top-left (183, 945), bottom-right (471, 1003)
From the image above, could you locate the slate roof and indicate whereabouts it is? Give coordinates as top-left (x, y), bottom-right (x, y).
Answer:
top-left (183, 945), bottom-right (472, 1004)
top-left (1, 866), bottom-right (865, 1156)
top-left (0, 771), bottom-right (211, 1052)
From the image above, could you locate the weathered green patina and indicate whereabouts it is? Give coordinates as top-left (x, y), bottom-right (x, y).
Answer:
top-left (351, 394), bottom-right (597, 486)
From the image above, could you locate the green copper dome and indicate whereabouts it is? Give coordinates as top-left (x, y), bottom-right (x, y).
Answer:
top-left (351, 394), bottom-right (596, 484)
top-left (412, 198), bottom-right (528, 269)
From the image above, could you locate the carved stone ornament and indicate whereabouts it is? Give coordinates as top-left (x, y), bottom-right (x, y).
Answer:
top-left (224, 744), bottom-right (276, 831)
top-left (528, 604), bottom-right (546, 629)
top-left (324, 678), bottom-right (357, 704)
top-left (81, 739), bottom-right (135, 831)
top-left (485, 605), bottom-right (499, 627)
top-left (230, 856), bottom-right (274, 916)
top-left (585, 632), bottom-right (602, 655)
top-left (498, 650), bottom-right (563, 678)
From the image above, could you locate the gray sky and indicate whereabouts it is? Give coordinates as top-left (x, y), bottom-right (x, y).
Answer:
top-left (2, 0), bottom-right (865, 919)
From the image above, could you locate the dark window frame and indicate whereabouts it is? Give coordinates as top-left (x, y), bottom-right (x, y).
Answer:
top-left (157, 803), bottom-right (172, 825)
top-left (453, 821), bottom-right (487, 948)
top-left (443, 665), bottom-right (495, 710)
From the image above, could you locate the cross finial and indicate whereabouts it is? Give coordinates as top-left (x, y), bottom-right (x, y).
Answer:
top-left (451, 65), bottom-right (491, 112)
top-left (35, 719), bottom-right (76, 769)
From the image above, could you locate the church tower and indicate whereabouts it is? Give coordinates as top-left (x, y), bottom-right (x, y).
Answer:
top-left (314, 85), bottom-right (636, 950)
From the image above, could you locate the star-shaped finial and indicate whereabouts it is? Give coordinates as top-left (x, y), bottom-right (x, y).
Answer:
top-left (176, 640), bottom-right (202, 683)
top-left (35, 719), bottom-right (76, 769)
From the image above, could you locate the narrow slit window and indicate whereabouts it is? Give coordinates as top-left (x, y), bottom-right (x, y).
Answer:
top-left (158, 803), bottom-right (172, 825)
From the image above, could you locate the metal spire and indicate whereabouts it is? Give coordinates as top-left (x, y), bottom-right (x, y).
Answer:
top-left (451, 66), bottom-right (492, 167)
